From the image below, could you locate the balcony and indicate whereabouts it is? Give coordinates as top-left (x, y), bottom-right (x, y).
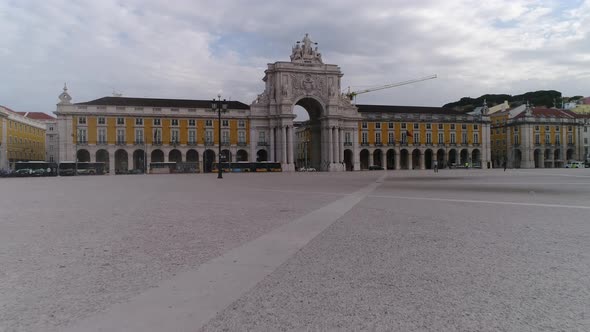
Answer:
top-left (221, 141), bottom-right (231, 147)
top-left (169, 140), bottom-right (179, 146)
top-left (375, 142), bottom-right (383, 147)
top-left (237, 141), bottom-right (248, 147)
top-left (400, 142), bottom-right (408, 146)
top-left (134, 140), bottom-right (144, 145)
top-left (387, 142), bottom-right (395, 146)
top-left (472, 143), bottom-right (480, 147)
top-left (152, 140), bottom-right (162, 146)
top-left (361, 142), bottom-right (369, 147)
top-left (97, 141), bottom-right (108, 146)
top-left (257, 141), bottom-right (268, 147)
top-left (567, 143), bottom-right (575, 147)
top-left (205, 141), bottom-right (214, 146)
top-left (76, 140), bottom-right (88, 146)
top-left (437, 143), bottom-right (445, 146)
top-left (187, 141), bottom-right (197, 146)
top-left (344, 142), bottom-right (353, 146)
top-left (116, 140), bottom-right (126, 146)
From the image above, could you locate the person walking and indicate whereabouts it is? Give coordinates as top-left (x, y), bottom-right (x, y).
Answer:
top-left (502, 160), bottom-right (507, 171)
top-left (433, 160), bottom-right (438, 173)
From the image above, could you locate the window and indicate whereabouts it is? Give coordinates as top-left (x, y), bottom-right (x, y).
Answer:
top-left (98, 128), bottom-right (107, 144)
top-left (238, 120), bottom-right (245, 128)
top-left (473, 132), bottom-right (479, 144)
top-left (401, 123), bottom-right (407, 129)
top-left (555, 135), bottom-right (560, 145)
top-left (584, 127), bottom-right (588, 133)
top-left (189, 119), bottom-right (196, 126)
top-left (135, 118), bottom-right (143, 126)
top-left (426, 123), bottom-right (431, 130)
top-left (362, 121), bottom-right (368, 129)
top-left (462, 132), bottom-right (468, 144)
top-left (259, 131), bottom-right (266, 143)
top-left (206, 130), bottom-right (213, 143)
top-left (514, 127), bottom-right (519, 132)
top-left (153, 128), bottom-right (162, 143)
top-left (117, 117), bottom-right (125, 125)
top-left (545, 126), bottom-right (550, 131)
top-left (375, 132), bottom-right (381, 144)
top-left (188, 129), bottom-right (196, 143)
top-left (171, 108), bottom-right (179, 112)
top-left (388, 122), bottom-right (394, 129)
top-left (426, 132), bottom-right (432, 144)
top-left (413, 123), bottom-right (419, 129)
top-left (450, 133), bottom-right (456, 144)
top-left (474, 124), bottom-right (479, 130)
top-left (170, 129), bottom-right (179, 144)
top-left (98, 117), bottom-right (105, 125)
top-left (222, 131), bottom-right (229, 143)
top-left (535, 125), bottom-right (540, 131)
top-left (345, 132), bottom-right (352, 144)
top-left (450, 124), bottom-right (456, 130)
top-left (222, 120), bottom-right (229, 127)
top-left (49, 156), bottom-right (54, 162)
top-left (568, 134), bottom-right (573, 144)
top-left (584, 138), bottom-right (588, 144)
top-left (438, 132), bottom-right (444, 144)
top-left (375, 122), bottom-right (381, 129)
top-left (568, 126), bottom-right (573, 132)
top-left (438, 123), bottom-right (443, 130)
top-left (206, 120), bottom-right (213, 127)
top-left (152, 107), bottom-right (160, 111)
top-left (153, 118), bottom-right (161, 126)
top-left (361, 132), bottom-right (368, 144)
top-left (238, 131), bottom-right (246, 143)
top-left (78, 117), bottom-right (86, 125)
top-left (461, 124), bottom-right (467, 130)
top-left (171, 119), bottom-right (179, 126)
top-left (413, 132), bottom-right (420, 144)
top-left (535, 134), bottom-right (540, 145)
top-left (135, 128), bottom-right (144, 143)
top-left (116, 129), bottom-right (125, 143)
top-left (555, 126), bottom-right (560, 131)
top-left (545, 134), bottom-right (550, 144)
top-left (388, 132), bottom-right (394, 144)
top-left (77, 129), bottom-right (87, 143)
top-left (514, 134), bottom-right (519, 145)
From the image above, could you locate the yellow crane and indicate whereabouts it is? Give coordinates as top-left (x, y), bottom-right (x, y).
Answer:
top-left (345, 74), bottom-right (437, 101)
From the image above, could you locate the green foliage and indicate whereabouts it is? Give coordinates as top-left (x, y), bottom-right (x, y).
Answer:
top-left (444, 90), bottom-right (563, 112)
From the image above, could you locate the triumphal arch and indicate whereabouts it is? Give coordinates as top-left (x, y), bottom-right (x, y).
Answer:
top-left (249, 34), bottom-right (361, 171)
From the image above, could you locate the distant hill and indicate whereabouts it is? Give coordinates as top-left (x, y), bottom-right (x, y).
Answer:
top-left (443, 90), bottom-right (562, 112)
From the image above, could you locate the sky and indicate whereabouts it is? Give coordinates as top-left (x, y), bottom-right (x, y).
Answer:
top-left (1, 0), bottom-right (589, 121)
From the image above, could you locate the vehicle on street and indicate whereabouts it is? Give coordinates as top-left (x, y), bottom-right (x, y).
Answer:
top-left (565, 161), bottom-right (585, 168)
top-left (368, 165), bottom-right (384, 170)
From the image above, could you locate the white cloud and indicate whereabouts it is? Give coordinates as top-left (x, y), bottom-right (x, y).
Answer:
top-left (0, 0), bottom-right (588, 113)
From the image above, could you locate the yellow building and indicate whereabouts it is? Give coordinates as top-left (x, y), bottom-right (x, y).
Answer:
top-left (490, 104), bottom-right (581, 168)
top-left (55, 87), bottom-right (252, 174)
top-left (0, 106), bottom-right (47, 169)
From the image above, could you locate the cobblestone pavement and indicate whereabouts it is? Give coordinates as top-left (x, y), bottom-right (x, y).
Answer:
top-left (1, 169), bottom-right (590, 331)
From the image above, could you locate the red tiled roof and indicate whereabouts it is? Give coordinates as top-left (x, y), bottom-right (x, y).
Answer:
top-left (581, 97), bottom-right (590, 105)
top-left (23, 112), bottom-right (55, 120)
top-left (513, 107), bottom-right (577, 119)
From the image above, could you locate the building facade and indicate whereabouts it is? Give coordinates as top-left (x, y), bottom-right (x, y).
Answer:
top-left (490, 104), bottom-right (582, 168)
top-left (0, 106), bottom-right (47, 169)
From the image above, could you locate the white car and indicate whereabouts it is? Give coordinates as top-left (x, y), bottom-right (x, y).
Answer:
top-left (565, 161), bottom-right (585, 168)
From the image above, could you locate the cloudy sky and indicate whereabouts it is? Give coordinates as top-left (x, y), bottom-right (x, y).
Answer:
top-left (1, 0), bottom-right (589, 120)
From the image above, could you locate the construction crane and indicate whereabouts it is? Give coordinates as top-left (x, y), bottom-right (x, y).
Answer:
top-left (345, 74), bottom-right (437, 101)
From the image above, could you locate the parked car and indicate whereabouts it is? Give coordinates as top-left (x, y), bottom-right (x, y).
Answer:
top-left (14, 169), bottom-right (32, 177)
top-left (368, 165), bottom-right (384, 170)
top-left (565, 161), bottom-right (585, 168)
top-left (31, 168), bottom-right (47, 177)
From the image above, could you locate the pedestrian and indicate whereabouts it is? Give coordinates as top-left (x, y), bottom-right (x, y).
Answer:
top-left (433, 160), bottom-right (438, 173)
top-left (502, 160), bottom-right (507, 171)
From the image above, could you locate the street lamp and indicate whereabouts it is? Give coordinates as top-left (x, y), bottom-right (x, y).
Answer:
top-left (211, 95), bottom-right (228, 179)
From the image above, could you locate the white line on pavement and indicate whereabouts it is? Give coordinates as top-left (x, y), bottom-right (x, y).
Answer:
top-left (249, 188), bottom-right (350, 196)
top-left (367, 194), bottom-right (590, 210)
top-left (64, 175), bottom-right (387, 332)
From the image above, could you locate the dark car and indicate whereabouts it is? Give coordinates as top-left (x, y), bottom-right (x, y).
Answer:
top-left (368, 165), bottom-right (384, 170)
top-left (15, 169), bottom-right (32, 177)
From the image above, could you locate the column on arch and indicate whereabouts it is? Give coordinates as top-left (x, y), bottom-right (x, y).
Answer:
top-left (338, 128), bottom-right (344, 164)
top-left (249, 127), bottom-right (256, 163)
top-left (420, 150), bottom-right (426, 169)
top-left (288, 125), bottom-right (294, 165)
top-left (332, 127), bottom-right (338, 163)
top-left (281, 126), bottom-right (287, 163)
top-left (109, 149), bottom-right (116, 175)
top-left (328, 127), bottom-right (334, 164)
top-left (270, 127), bottom-right (275, 161)
top-left (352, 127), bottom-right (360, 170)
top-left (395, 148), bottom-right (401, 170)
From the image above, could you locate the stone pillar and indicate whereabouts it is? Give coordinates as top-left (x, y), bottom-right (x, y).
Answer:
top-left (338, 128), bottom-right (344, 164)
top-left (333, 127), bottom-right (338, 164)
top-left (288, 126), bottom-right (294, 167)
top-left (270, 127), bottom-right (275, 161)
top-left (353, 129), bottom-right (360, 171)
top-left (109, 150), bottom-right (116, 175)
top-left (281, 126), bottom-right (287, 164)
top-left (1, 117), bottom-right (8, 169)
top-left (328, 127), bottom-right (334, 165)
top-left (539, 150), bottom-right (544, 169)
top-left (164, 151), bottom-right (169, 162)
top-left (250, 127), bottom-right (256, 163)
top-left (395, 148), bottom-right (400, 170)
top-left (409, 153), bottom-right (414, 170)
top-left (420, 151), bottom-right (426, 170)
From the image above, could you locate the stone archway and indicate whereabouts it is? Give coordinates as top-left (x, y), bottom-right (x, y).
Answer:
top-left (132, 149), bottom-right (146, 172)
top-left (437, 149), bottom-right (445, 168)
top-left (534, 149), bottom-right (542, 168)
top-left (204, 149), bottom-right (215, 173)
top-left (400, 149), bottom-right (409, 170)
top-left (221, 149), bottom-right (232, 163)
top-left (76, 149), bottom-right (90, 162)
top-left (472, 149), bottom-right (481, 167)
top-left (169, 149), bottom-right (182, 163)
top-left (448, 149), bottom-right (457, 167)
top-left (386, 149), bottom-right (395, 170)
top-left (360, 149), bottom-right (369, 170)
top-left (250, 34), bottom-right (360, 172)
top-left (567, 148), bottom-right (575, 161)
top-left (151, 149), bottom-right (164, 163)
top-left (460, 149), bottom-right (469, 165)
top-left (373, 149), bottom-right (383, 167)
top-left (186, 149), bottom-right (199, 163)
top-left (96, 149), bottom-right (109, 173)
top-left (256, 149), bottom-right (267, 162)
top-left (115, 149), bottom-right (128, 174)
top-left (344, 149), bottom-right (353, 171)
top-left (236, 149), bottom-right (248, 162)
top-left (424, 149), bottom-right (433, 169)
top-left (514, 149), bottom-right (522, 168)
top-left (411, 149), bottom-right (421, 170)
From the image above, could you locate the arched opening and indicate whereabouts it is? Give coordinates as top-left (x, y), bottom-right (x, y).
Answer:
top-left (436, 149), bottom-right (445, 168)
top-left (411, 149), bottom-right (421, 169)
top-left (360, 149), bottom-right (369, 170)
top-left (400, 149), bottom-right (409, 170)
top-left (566, 148), bottom-right (575, 161)
top-left (460, 149), bottom-right (469, 165)
top-left (373, 149), bottom-right (383, 167)
top-left (169, 149), bottom-right (182, 163)
top-left (256, 149), bottom-right (268, 162)
top-left (186, 149), bottom-right (199, 163)
top-left (236, 149), bottom-right (248, 162)
top-left (514, 149), bottom-right (522, 168)
top-left (544, 149), bottom-right (552, 168)
top-left (151, 149), bottom-right (164, 163)
top-left (96, 149), bottom-right (109, 173)
top-left (344, 149), bottom-right (353, 171)
top-left (294, 97), bottom-right (324, 170)
top-left (221, 149), bottom-right (232, 163)
top-left (386, 149), bottom-right (395, 170)
top-left (534, 149), bottom-right (542, 168)
top-left (133, 149), bottom-right (146, 172)
top-left (115, 149), bottom-right (128, 174)
top-left (204, 149), bottom-right (215, 173)
top-left (554, 149), bottom-right (561, 167)
top-left (448, 149), bottom-right (457, 167)
top-left (424, 149), bottom-right (433, 169)
top-left (76, 149), bottom-right (90, 162)
top-left (472, 149), bottom-right (481, 167)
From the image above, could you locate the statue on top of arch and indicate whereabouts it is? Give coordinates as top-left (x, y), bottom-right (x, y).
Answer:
top-left (290, 33), bottom-right (323, 64)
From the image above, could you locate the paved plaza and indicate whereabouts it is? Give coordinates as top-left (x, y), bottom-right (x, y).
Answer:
top-left (1, 169), bottom-right (589, 331)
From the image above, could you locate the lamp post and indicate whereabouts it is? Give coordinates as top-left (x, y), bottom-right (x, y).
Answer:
top-left (211, 95), bottom-right (228, 179)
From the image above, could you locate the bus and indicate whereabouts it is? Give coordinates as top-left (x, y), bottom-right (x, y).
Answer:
top-left (149, 162), bottom-right (200, 174)
top-left (58, 162), bottom-right (106, 176)
top-left (14, 161), bottom-right (58, 177)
